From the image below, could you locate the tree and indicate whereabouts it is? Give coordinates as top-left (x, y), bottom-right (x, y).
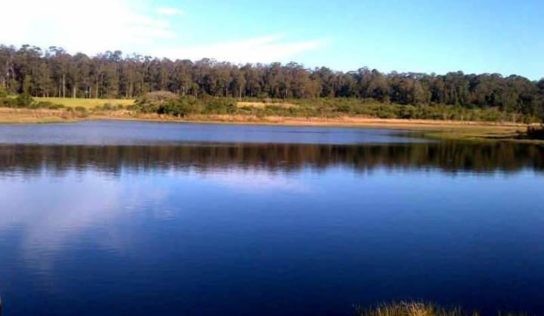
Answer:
top-left (0, 43), bottom-right (542, 122)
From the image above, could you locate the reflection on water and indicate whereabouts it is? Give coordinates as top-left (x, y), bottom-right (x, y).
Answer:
top-left (0, 120), bottom-right (426, 145)
top-left (0, 142), bottom-right (543, 176)
top-left (0, 122), bottom-right (544, 316)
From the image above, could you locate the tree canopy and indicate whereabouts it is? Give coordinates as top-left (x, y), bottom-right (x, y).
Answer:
top-left (1, 44), bottom-right (543, 119)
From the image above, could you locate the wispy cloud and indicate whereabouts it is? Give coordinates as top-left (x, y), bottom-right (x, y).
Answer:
top-left (155, 34), bottom-right (326, 63)
top-left (156, 7), bottom-right (184, 16)
top-left (0, 0), bottom-right (325, 64)
top-left (0, 0), bottom-right (178, 54)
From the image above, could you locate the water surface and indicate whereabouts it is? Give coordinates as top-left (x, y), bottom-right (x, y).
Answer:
top-left (0, 121), bottom-right (543, 316)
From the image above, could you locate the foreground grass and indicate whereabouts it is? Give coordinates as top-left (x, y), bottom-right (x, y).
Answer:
top-left (34, 97), bottom-right (135, 109)
top-left (357, 302), bottom-right (525, 316)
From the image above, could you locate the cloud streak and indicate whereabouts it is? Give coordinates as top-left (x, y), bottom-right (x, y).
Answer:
top-left (155, 34), bottom-right (326, 63)
top-left (0, 0), bottom-right (177, 54)
top-left (0, 0), bottom-right (325, 64)
top-left (157, 7), bottom-right (184, 16)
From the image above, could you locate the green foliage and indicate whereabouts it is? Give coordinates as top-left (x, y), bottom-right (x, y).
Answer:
top-left (74, 106), bottom-right (87, 113)
top-left (0, 44), bottom-right (543, 120)
top-left (0, 96), bottom-right (15, 107)
top-left (136, 91), bottom-right (179, 113)
top-left (96, 103), bottom-right (125, 111)
top-left (201, 97), bottom-right (237, 114)
top-left (0, 86), bottom-right (7, 98)
top-left (15, 93), bottom-right (34, 107)
top-left (132, 95), bottom-right (538, 123)
top-left (161, 97), bottom-right (202, 117)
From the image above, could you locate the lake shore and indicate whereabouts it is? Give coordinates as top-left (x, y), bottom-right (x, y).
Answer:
top-left (0, 107), bottom-right (539, 143)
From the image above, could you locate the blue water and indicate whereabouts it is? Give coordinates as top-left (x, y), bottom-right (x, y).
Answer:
top-left (0, 121), bottom-right (543, 316)
top-left (0, 121), bottom-right (425, 145)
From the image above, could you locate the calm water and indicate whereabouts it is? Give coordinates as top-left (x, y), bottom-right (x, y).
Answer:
top-left (0, 121), bottom-right (543, 316)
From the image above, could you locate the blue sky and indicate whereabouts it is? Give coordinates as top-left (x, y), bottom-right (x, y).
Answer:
top-left (1, 0), bottom-right (542, 79)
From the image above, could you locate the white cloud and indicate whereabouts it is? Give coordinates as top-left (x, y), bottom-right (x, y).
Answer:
top-left (0, 0), bottom-right (325, 63)
top-left (157, 7), bottom-right (184, 16)
top-left (0, 0), bottom-right (177, 54)
top-left (154, 34), bottom-right (326, 63)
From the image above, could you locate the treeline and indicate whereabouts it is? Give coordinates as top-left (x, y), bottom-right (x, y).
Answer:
top-left (1, 44), bottom-right (543, 119)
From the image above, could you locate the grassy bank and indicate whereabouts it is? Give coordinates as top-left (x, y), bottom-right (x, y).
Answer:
top-left (0, 107), bottom-right (534, 142)
top-left (0, 95), bottom-right (542, 143)
top-left (357, 302), bottom-right (525, 316)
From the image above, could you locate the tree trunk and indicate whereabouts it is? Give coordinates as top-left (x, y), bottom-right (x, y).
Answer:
top-left (62, 74), bottom-right (66, 98)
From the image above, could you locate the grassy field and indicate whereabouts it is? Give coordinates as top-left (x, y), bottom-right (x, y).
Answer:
top-left (237, 101), bottom-right (298, 109)
top-left (35, 97), bottom-right (135, 109)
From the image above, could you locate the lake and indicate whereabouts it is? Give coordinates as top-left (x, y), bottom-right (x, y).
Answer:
top-left (0, 121), bottom-right (543, 316)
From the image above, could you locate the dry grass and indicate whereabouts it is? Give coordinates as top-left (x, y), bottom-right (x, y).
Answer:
top-left (357, 302), bottom-right (526, 316)
top-left (237, 101), bottom-right (298, 109)
top-left (0, 108), bottom-right (74, 123)
top-left (357, 302), bottom-right (466, 316)
top-left (0, 107), bottom-right (540, 144)
top-left (35, 97), bottom-right (135, 109)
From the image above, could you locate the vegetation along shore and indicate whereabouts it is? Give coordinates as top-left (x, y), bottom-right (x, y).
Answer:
top-left (357, 302), bottom-right (526, 316)
top-left (0, 44), bottom-right (543, 142)
top-left (0, 94), bottom-right (541, 143)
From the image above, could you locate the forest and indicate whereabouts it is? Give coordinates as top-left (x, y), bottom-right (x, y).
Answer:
top-left (1, 44), bottom-right (543, 121)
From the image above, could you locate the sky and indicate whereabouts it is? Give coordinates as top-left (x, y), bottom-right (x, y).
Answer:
top-left (0, 0), bottom-right (542, 79)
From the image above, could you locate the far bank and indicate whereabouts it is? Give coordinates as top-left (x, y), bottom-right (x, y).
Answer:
top-left (0, 107), bottom-right (540, 144)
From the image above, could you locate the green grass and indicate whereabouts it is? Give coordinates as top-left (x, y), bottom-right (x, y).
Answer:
top-left (34, 97), bottom-right (135, 109)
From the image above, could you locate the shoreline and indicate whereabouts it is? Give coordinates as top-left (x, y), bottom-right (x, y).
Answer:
top-left (0, 107), bottom-right (540, 143)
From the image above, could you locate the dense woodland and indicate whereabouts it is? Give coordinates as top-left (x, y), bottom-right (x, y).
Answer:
top-left (1, 44), bottom-right (544, 120)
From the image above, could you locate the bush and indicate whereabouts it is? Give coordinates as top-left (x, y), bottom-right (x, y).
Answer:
top-left (101, 103), bottom-right (115, 111)
top-left (202, 97), bottom-right (237, 114)
top-left (74, 106), bottom-right (88, 114)
top-left (15, 93), bottom-right (34, 107)
top-left (32, 101), bottom-right (64, 109)
top-left (0, 97), bottom-right (16, 107)
top-left (136, 91), bottom-right (179, 112)
top-left (47, 103), bottom-right (64, 110)
top-left (131, 93), bottom-right (537, 123)
top-left (162, 97), bottom-right (202, 117)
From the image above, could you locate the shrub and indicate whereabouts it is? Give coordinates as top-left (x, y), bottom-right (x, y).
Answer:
top-left (47, 103), bottom-right (64, 110)
top-left (101, 103), bottom-right (114, 111)
top-left (74, 106), bottom-right (88, 114)
top-left (31, 101), bottom-right (64, 110)
top-left (136, 91), bottom-right (179, 112)
top-left (202, 97), bottom-right (237, 114)
top-left (15, 93), bottom-right (34, 107)
top-left (162, 97), bottom-right (202, 117)
top-left (0, 97), bottom-right (15, 107)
